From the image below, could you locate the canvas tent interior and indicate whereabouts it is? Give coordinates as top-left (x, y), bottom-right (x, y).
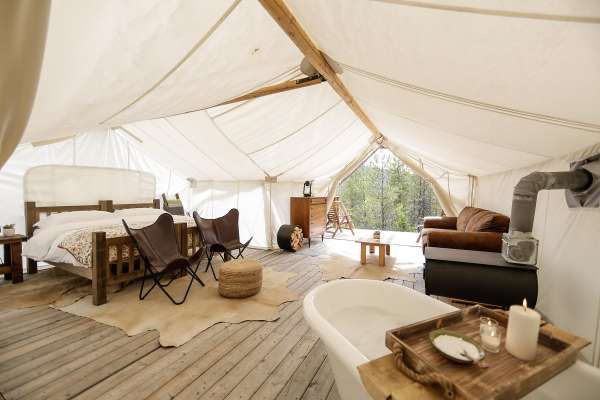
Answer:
top-left (1, 0), bottom-right (599, 373)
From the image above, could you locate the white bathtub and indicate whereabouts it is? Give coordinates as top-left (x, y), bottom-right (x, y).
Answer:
top-left (303, 279), bottom-right (600, 400)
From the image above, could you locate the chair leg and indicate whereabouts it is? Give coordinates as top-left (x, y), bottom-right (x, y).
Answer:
top-left (208, 262), bottom-right (218, 281)
top-left (224, 249), bottom-right (236, 260)
top-left (155, 273), bottom-right (194, 305)
top-left (205, 253), bottom-right (218, 281)
top-left (186, 265), bottom-right (205, 287)
top-left (139, 268), bottom-right (158, 300)
top-left (156, 267), bottom-right (204, 305)
top-left (205, 252), bottom-right (213, 272)
top-left (235, 238), bottom-right (252, 260)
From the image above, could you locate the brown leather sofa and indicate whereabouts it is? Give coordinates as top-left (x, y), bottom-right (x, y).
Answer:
top-left (420, 207), bottom-right (510, 253)
top-left (421, 207), bottom-right (537, 308)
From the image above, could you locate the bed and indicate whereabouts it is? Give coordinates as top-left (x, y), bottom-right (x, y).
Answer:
top-left (22, 165), bottom-right (203, 305)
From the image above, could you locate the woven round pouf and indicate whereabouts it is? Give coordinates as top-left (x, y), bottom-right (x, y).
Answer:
top-left (218, 259), bottom-right (263, 298)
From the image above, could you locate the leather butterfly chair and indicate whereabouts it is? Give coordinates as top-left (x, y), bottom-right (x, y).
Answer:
top-left (192, 209), bottom-right (253, 281)
top-left (123, 213), bottom-right (205, 305)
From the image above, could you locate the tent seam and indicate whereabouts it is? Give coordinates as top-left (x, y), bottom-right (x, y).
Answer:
top-left (101, 0), bottom-right (241, 125)
top-left (123, 125), bottom-right (210, 180)
top-left (274, 118), bottom-right (359, 176)
top-left (163, 118), bottom-right (238, 181)
top-left (356, 96), bottom-right (555, 163)
top-left (309, 134), bottom-right (378, 182)
top-left (340, 62), bottom-right (600, 133)
top-left (173, 67), bottom-right (302, 120)
top-left (248, 99), bottom-right (344, 155)
top-left (208, 68), bottom-right (302, 115)
top-left (204, 112), bottom-right (271, 177)
top-left (373, 0), bottom-right (600, 24)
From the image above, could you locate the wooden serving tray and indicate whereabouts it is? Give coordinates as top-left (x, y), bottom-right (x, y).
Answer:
top-left (384, 305), bottom-right (589, 400)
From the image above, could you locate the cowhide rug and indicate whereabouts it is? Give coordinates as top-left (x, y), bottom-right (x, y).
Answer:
top-left (0, 268), bottom-right (90, 310)
top-left (318, 253), bottom-right (417, 283)
top-left (57, 267), bottom-right (297, 347)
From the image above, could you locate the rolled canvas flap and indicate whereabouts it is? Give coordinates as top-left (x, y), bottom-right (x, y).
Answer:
top-left (23, 165), bottom-right (155, 206)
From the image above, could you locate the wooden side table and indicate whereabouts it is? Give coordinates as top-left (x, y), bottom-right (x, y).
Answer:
top-left (356, 238), bottom-right (392, 266)
top-left (0, 234), bottom-right (26, 283)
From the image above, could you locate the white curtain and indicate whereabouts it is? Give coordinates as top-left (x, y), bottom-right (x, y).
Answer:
top-left (0, 0), bottom-right (51, 168)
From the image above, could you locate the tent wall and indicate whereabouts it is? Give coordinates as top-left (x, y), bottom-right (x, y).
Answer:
top-left (184, 180), bottom-right (269, 249)
top-left (476, 142), bottom-right (600, 365)
top-left (184, 180), bottom-right (305, 250)
top-left (0, 130), bottom-right (188, 235)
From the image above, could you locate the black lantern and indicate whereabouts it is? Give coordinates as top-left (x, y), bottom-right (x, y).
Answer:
top-left (303, 180), bottom-right (312, 197)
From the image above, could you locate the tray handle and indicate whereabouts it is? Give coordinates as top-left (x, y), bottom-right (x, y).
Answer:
top-left (391, 342), bottom-right (456, 399)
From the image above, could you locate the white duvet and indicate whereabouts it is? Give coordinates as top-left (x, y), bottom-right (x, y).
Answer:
top-left (23, 213), bottom-right (193, 268)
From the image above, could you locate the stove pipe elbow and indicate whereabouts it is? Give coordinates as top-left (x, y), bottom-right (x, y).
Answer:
top-left (503, 169), bottom-right (592, 265)
top-left (509, 170), bottom-right (592, 234)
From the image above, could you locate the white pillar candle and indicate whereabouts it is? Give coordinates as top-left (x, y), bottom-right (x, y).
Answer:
top-left (505, 299), bottom-right (541, 361)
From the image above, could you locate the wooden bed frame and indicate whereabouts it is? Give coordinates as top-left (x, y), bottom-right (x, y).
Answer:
top-left (24, 199), bottom-right (203, 305)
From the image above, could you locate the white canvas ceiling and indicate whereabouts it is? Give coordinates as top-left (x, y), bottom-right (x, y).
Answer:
top-left (14, 0), bottom-right (600, 189)
top-left (286, 0), bottom-right (600, 176)
top-left (120, 83), bottom-right (374, 182)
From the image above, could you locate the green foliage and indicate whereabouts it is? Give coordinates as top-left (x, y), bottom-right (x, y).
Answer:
top-left (338, 149), bottom-right (442, 232)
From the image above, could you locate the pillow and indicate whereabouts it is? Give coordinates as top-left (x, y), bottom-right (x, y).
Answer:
top-left (456, 207), bottom-right (484, 231)
top-left (114, 207), bottom-right (165, 217)
top-left (34, 210), bottom-right (114, 229)
top-left (465, 210), bottom-right (510, 233)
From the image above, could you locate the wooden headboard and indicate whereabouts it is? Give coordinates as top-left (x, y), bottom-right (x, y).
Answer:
top-left (24, 199), bottom-right (161, 238)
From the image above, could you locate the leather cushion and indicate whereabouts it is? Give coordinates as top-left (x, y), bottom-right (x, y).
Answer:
top-left (423, 216), bottom-right (457, 230)
top-left (465, 210), bottom-right (510, 233)
top-left (420, 228), bottom-right (459, 251)
top-left (456, 207), bottom-right (483, 231)
top-left (426, 231), bottom-right (503, 252)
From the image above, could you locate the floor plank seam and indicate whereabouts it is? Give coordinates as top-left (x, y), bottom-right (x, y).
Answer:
top-left (164, 272), bottom-right (321, 399)
top-left (0, 248), bottom-right (407, 400)
top-left (87, 260), bottom-right (319, 400)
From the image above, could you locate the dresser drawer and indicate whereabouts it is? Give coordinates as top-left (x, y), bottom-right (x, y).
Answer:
top-left (310, 204), bottom-right (326, 218)
top-left (310, 197), bottom-right (326, 205)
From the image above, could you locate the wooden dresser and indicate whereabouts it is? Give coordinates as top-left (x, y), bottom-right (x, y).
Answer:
top-left (290, 197), bottom-right (327, 247)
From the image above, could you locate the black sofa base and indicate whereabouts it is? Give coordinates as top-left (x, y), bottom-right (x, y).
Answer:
top-left (424, 247), bottom-right (538, 309)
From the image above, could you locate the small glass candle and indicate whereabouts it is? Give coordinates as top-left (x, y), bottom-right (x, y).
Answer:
top-left (480, 317), bottom-right (501, 353)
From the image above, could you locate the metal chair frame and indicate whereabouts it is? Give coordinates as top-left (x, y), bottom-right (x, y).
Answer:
top-left (123, 214), bottom-right (205, 305)
top-left (192, 209), bottom-right (253, 281)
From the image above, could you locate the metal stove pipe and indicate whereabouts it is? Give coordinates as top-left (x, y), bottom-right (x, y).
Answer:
top-left (503, 169), bottom-right (592, 265)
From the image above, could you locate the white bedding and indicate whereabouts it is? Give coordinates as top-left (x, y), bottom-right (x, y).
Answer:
top-left (23, 213), bottom-right (193, 268)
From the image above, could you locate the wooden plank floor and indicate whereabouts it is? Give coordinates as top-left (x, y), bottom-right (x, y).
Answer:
top-left (0, 245), bottom-right (423, 400)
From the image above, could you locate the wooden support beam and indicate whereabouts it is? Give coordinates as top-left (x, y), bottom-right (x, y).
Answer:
top-left (261, 0), bottom-right (458, 216)
top-left (215, 75), bottom-right (324, 107)
top-left (259, 0), bottom-right (384, 141)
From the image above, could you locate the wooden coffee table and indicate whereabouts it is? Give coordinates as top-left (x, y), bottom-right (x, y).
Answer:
top-left (356, 238), bottom-right (391, 267)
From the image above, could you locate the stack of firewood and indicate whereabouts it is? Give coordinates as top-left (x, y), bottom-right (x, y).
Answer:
top-left (277, 224), bottom-right (304, 252)
top-left (290, 226), bottom-right (303, 251)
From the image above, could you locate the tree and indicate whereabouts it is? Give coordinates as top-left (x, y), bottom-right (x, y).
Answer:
top-left (337, 149), bottom-right (441, 232)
